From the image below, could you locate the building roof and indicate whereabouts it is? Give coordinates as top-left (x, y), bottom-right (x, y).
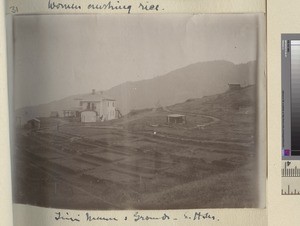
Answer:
top-left (27, 118), bottom-right (40, 123)
top-left (80, 110), bottom-right (97, 113)
top-left (77, 93), bottom-right (115, 102)
top-left (167, 114), bottom-right (186, 117)
top-left (63, 107), bottom-right (82, 111)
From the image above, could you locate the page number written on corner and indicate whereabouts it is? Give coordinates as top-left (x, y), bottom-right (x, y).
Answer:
top-left (9, 6), bottom-right (18, 13)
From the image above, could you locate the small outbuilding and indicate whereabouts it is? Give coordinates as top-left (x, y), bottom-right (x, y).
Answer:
top-left (50, 111), bottom-right (59, 118)
top-left (228, 84), bottom-right (241, 91)
top-left (166, 114), bottom-right (187, 124)
top-left (27, 118), bottom-right (41, 130)
top-left (81, 110), bottom-right (97, 123)
top-left (63, 109), bottom-right (80, 118)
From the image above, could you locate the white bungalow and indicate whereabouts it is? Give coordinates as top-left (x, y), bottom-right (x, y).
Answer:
top-left (77, 89), bottom-right (116, 122)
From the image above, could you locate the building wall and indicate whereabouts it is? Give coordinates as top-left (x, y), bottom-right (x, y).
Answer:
top-left (102, 100), bottom-right (116, 121)
top-left (81, 111), bottom-right (97, 122)
top-left (98, 102), bottom-right (103, 120)
top-left (79, 100), bottom-right (116, 122)
top-left (81, 102), bottom-right (98, 111)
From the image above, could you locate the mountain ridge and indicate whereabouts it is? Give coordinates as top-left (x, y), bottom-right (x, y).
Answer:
top-left (14, 60), bottom-right (257, 124)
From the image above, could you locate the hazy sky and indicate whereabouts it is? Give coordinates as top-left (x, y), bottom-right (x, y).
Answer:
top-left (13, 14), bottom-right (262, 109)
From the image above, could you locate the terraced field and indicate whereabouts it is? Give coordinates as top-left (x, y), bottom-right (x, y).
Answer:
top-left (12, 86), bottom-right (260, 209)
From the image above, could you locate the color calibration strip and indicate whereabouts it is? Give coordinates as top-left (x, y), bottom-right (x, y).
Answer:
top-left (281, 34), bottom-right (300, 195)
top-left (281, 34), bottom-right (300, 159)
top-left (282, 161), bottom-right (300, 195)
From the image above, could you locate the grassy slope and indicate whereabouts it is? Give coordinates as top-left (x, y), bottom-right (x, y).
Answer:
top-left (118, 86), bottom-right (259, 208)
top-left (14, 85), bottom-right (260, 209)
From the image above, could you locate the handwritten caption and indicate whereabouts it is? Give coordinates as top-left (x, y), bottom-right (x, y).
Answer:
top-left (54, 211), bottom-right (220, 222)
top-left (48, 0), bottom-right (164, 14)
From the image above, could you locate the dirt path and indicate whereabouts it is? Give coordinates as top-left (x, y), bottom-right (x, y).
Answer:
top-left (50, 123), bottom-right (253, 149)
top-left (145, 131), bottom-right (253, 147)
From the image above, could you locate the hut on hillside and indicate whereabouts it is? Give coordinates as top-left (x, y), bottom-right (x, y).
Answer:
top-left (228, 84), bottom-right (241, 91)
top-left (27, 118), bottom-right (41, 130)
top-left (166, 114), bottom-right (187, 124)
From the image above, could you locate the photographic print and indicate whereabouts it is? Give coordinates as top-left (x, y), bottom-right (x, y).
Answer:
top-left (10, 14), bottom-right (265, 209)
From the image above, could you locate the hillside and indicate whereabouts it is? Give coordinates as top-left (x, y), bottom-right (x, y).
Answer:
top-left (13, 84), bottom-right (258, 209)
top-left (106, 60), bottom-right (256, 114)
top-left (115, 85), bottom-right (256, 144)
top-left (14, 60), bottom-right (257, 124)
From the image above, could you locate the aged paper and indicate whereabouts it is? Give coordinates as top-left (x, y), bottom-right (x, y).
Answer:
top-left (0, 1), bottom-right (13, 226)
top-left (268, 0), bottom-right (300, 226)
top-left (3, 0), bottom-right (267, 226)
top-left (7, 0), bottom-right (265, 14)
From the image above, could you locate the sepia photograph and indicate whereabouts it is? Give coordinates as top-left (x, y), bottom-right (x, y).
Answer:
top-left (10, 13), bottom-right (265, 210)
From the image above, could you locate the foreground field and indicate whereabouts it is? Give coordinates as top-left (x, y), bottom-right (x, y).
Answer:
top-left (12, 86), bottom-right (260, 209)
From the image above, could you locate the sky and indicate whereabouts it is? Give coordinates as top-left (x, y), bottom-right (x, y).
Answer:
top-left (12, 14), bottom-right (262, 109)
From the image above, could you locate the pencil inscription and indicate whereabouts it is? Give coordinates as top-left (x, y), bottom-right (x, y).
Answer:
top-left (53, 211), bottom-right (219, 222)
top-left (48, 0), bottom-right (82, 10)
top-left (86, 213), bottom-right (118, 221)
top-left (87, 1), bottom-right (132, 14)
top-left (133, 212), bottom-right (170, 222)
top-left (47, 0), bottom-right (164, 13)
top-left (54, 212), bottom-right (80, 222)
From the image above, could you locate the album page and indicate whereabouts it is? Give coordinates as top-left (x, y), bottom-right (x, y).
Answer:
top-left (2, 0), bottom-right (266, 225)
